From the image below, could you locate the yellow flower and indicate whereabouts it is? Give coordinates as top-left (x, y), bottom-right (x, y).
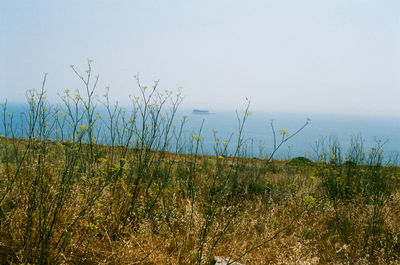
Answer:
top-left (79, 124), bottom-right (88, 131)
top-left (97, 157), bottom-right (107, 163)
top-left (279, 129), bottom-right (290, 136)
top-left (304, 195), bottom-right (316, 207)
top-left (88, 222), bottom-right (97, 230)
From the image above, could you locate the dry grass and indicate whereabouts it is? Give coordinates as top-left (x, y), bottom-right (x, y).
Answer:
top-left (1, 65), bottom-right (399, 264)
top-left (0, 138), bottom-right (400, 264)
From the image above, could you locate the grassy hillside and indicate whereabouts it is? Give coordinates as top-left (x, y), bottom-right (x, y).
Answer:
top-left (1, 137), bottom-right (400, 264)
top-left (1, 64), bottom-right (400, 264)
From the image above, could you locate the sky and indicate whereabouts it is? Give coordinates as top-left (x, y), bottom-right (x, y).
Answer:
top-left (1, 0), bottom-right (399, 116)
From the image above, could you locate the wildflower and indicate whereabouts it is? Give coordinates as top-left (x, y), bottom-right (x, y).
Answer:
top-left (304, 195), bottom-right (316, 207)
top-left (79, 124), bottom-right (88, 131)
top-left (279, 129), bottom-right (290, 136)
top-left (84, 69), bottom-right (90, 73)
top-left (88, 222), bottom-right (97, 230)
top-left (142, 86), bottom-right (148, 89)
top-left (97, 157), bottom-right (107, 163)
top-left (192, 135), bottom-right (200, 139)
top-left (218, 156), bottom-right (224, 159)
top-left (222, 141), bottom-right (228, 145)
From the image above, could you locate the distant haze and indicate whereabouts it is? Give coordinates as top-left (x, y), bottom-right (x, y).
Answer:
top-left (2, 0), bottom-right (399, 116)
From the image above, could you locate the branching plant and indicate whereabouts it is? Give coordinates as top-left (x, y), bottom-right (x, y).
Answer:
top-left (1, 62), bottom-right (399, 265)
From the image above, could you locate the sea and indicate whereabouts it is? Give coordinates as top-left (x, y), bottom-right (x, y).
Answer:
top-left (178, 109), bottom-right (400, 161)
top-left (2, 103), bottom-right (400, 162)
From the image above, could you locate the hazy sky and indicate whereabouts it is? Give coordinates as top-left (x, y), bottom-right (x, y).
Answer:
top-left (2, 0), bottom-right (399, 116)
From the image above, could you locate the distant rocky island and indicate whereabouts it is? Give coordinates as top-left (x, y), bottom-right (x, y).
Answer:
top-left (192, 109), bottom-right (216, 115)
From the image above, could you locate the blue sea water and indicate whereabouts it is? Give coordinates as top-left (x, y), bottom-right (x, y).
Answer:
top-left (2, 103), bottom-right (400, 161)
top-left (178, 109), bottom-right (400, 160)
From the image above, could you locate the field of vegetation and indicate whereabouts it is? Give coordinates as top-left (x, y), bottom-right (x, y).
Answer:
top-left (1, 63), bottom-right (400, 264)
